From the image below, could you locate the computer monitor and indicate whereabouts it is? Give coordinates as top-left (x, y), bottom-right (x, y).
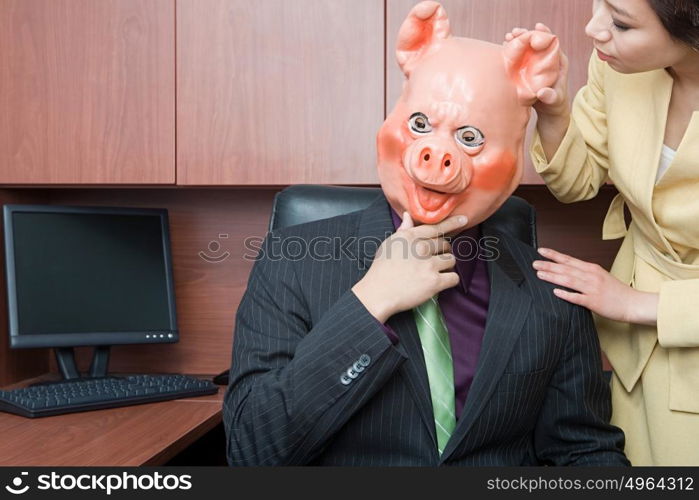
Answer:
top-left (3, 205), bottom-right (178, 380)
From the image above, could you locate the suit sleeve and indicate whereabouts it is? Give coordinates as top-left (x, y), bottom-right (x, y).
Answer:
top-left (533, 304), bottom-right (630, 466)
top-left (657, 279), bottom-right (699, 347)
top-left (530, 51), bottom-right (611, 203)
top-left (223, 232), bottom-right (408, 466)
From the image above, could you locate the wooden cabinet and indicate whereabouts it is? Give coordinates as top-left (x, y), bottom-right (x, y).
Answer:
top-left (0, 0), bottom-right (175, 184)
top-left (176, 0), bottom-right (384, 185)
top-left (386, 0), bottom-right (594, 184)
top-left (0, 1), bottom-right (595, 186)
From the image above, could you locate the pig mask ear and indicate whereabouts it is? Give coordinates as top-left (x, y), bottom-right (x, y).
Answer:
top-left (396, 1), bottom-right (451, 77)
top-left (503, 30), bottom-right (561, 106)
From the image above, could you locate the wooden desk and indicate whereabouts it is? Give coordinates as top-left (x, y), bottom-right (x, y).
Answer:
top-left (0, 375), bottom-right (224, 466)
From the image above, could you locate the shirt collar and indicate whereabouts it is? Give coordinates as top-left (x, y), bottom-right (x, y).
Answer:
top-left (389, 207), bottom-right (480, 295)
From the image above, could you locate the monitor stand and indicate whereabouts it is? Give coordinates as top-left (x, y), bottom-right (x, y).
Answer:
top-left (55, 346), bottom-right (111, 380)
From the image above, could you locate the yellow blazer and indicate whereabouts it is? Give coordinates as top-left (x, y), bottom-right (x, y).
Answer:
top-left (530, 51), bottom-right (699, 464)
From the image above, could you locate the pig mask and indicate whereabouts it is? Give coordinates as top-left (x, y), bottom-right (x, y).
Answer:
top-left (377, 1), bottom-right (560, 227)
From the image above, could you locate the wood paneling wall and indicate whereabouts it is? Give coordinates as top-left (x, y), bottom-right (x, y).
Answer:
top-left (516, 185), bottom-right (622, 268)
top-left (0, 0), bottom-right (175, 185)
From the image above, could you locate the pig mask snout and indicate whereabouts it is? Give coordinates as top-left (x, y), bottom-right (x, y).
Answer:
top-left (403, 137), bottom-right (470, 193)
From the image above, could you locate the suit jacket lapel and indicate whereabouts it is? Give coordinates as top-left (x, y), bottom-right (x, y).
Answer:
top-left (354, 193), bottom-right (396, 275)
top-left (354, 194), bottom-right (438, 449)
top-left (440, 224), bottom-right (532, 461)
top-left (387, 308), bottom-right (439, 450)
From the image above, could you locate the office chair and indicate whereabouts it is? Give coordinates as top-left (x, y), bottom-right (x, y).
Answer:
top-left (213, 185), bottom-right (538, 385)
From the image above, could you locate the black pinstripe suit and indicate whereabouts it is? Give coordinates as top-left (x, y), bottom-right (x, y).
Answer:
top-left (223, 193), bottom-right (629, 466)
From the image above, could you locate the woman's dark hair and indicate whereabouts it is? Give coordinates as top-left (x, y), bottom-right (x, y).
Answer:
top-left (648, 0), bottom-right (699, 50)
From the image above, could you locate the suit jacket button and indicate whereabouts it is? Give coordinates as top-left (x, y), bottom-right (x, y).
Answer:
top-left (340, 374), bottom-right (352, 385)
top-left (358, 354), bottom-right (371, 367)
top-left (352, 361), bottom-right (364, 373)
top-left (347, 367), bottom-right (359, 379)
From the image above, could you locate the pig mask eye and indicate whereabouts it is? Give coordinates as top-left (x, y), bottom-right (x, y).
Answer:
top-left (408, 112), bottom-right (432, 135)
top-left (455, 126), bottom-right (485, 152)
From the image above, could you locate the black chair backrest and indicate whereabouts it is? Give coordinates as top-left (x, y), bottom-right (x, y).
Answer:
top-left (269, 184), bottom-right (537, 247)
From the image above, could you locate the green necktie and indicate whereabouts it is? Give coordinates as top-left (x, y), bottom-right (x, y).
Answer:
top-left (412, 294), bottom-right (456, 455)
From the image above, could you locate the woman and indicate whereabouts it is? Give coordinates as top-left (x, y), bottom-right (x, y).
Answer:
top-left (510, 0), bottom-right (699, 465)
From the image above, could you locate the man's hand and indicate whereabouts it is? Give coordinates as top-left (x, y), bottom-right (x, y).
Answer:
top-left (351, 212), bottom-right (468, 323)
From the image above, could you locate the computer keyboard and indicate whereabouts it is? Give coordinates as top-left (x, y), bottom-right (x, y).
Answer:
top-left (0, 374), bottom-right (219, 418)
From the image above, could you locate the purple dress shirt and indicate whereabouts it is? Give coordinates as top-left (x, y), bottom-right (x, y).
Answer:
top-left (372, 208), bottom-right (491, 419)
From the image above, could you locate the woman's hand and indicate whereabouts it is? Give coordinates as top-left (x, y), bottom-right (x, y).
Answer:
top-left (505, 23), bottom-right (571, 161)
top-left (505, 23), bottom-right (570, 119)
top-left (533, 247), bottom-right (659, 326)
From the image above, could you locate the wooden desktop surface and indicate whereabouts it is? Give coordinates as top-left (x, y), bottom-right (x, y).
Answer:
top-left (0, 374), bottom-right (224, 466)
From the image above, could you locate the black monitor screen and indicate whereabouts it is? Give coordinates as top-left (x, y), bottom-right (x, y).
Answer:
top-left (4, 207), bottom-right (177, 347)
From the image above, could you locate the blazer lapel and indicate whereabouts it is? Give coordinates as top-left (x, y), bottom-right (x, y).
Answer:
top-left (612, 68), bottom-right (672, 208)
top-left (354, 193), bottom-right (396, 275)
top-left (354, 194), bottom-right (439, 449)
top-left (440, 225), bottom-right (532, 462)
top-left (612, 68), bottom-right (677, 257)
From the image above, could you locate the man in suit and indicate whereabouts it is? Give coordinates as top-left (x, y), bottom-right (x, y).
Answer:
top-left (222, 2), bottom-right (628, 466)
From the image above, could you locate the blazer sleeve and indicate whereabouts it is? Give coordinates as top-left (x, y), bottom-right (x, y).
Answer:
top-left (530, 51), bottom-right (611, 203)
top-left (657, 279), bottom-right (699, 347)
top-left (223, 232), bottom-right (408, 466)
top-left (533, 303), bottom-right (630, 466)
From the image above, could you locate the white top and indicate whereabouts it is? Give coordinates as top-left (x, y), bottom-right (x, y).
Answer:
top-left (656, 144), bottom-right (677, 184)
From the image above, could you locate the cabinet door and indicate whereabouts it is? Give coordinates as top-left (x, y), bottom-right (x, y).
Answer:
top-left (0, 0), bottom-right (175, 184)
top-left (387, 0), bottom-right (593, 185)
top-left (177, 0), bottom-right (384, 185)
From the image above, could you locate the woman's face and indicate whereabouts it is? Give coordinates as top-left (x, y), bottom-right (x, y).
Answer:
top-left (585, 0), bottom-right (692, 73)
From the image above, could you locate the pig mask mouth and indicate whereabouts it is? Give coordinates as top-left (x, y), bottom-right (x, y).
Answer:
top-left (422, 185), bottom-right (449, 195)
top-left (405, 181), bottom-right (462, 220)
top-left (412, 182), bottom-right (459, 214)
top-left (402, 141), bottom-right (471, 215)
